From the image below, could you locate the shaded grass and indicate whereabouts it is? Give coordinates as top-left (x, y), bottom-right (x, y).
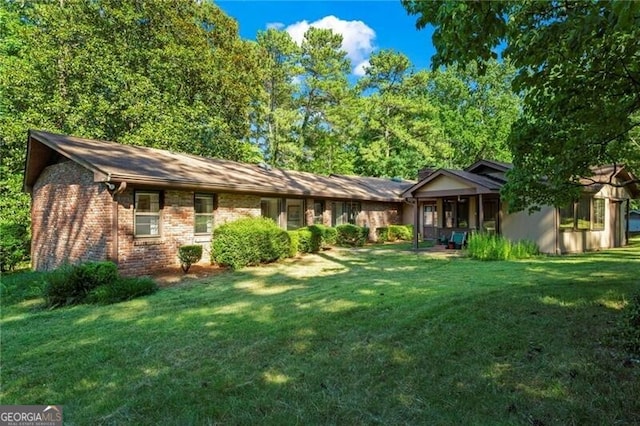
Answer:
top-left (2, 241), bottom-right (640, 425)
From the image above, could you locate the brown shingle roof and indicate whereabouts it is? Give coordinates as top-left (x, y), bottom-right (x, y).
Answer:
top-left (25, 130), bottom-right (413, 202)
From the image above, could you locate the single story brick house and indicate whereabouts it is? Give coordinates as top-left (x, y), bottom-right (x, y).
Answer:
top-left (402, 160), bottom-right (639, 254)
top-left (24, 131), bottom-right (414, 275)
top-left (24, 131), bottom-right (639, 275)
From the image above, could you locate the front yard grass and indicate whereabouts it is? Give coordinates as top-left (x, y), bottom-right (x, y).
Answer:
top-left (2, 241), bottom-right (640, 425)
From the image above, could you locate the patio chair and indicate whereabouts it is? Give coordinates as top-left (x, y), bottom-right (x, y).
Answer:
top-left (450, 231), bottom-right (467, 249)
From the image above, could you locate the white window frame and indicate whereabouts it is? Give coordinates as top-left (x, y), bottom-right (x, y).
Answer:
top-left (194, 193), bottom-right (215, 235)
top-left (135, 191), bottom-right (161, 237)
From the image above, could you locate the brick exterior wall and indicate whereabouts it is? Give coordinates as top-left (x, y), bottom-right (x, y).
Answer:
top-left (31, 160), bottom-right (112, 271)
top-left (215, 193), bottom-right (261, 225)
top-left (116, 191), bottom-right (261, 276)
top-left (32, 165), bottom-right (402, 275)
top-left (358, 201), bottom-right (402, 240)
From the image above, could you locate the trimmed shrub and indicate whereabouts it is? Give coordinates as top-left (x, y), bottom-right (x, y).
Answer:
top-left (0, 222), bottom-right (30, 272)
top-left (287, 231), bottom-right (300, 257)
top-left (619, 293), bottom-right (640, 354)
top-left (388, 224), bottom-right (412, 241)
top-left (296, 228), bottom-right (315, 253)
top-left (376, 227), bottom-right (389, 243)
top-left (44, 261), bottom-right (118, 307)
top-left (87, 277), bottom-right (158, 304)
top-left (178, 245), bottom-right (203, 273)
top-left (212, 217), bottom-right (291, 269)
top-left (336, 224), bottom-right (369, 247)
top-left (467, 233), bottom-right (539, 261)
top-left (322, 226), bottom-right (337, 247)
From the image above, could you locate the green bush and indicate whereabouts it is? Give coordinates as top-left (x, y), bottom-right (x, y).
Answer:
top-left (376, 227), bottom-right (389, 242)
top-left (388, 224), bottom-right (413, 241)
top-left (44, 261), bottom-right (118, 307)
top-left (211, 217), bottom-right (291, 269)
top-left (287, 231), bottom-right (300, 257)
top-left (619, 293), bottom-right (640, 354)
top-left (467, 233), bottom-right (539, 261)
top-left (336, 224), bottom-right (369, 247)
top-left (296, 228), bottom-right (315, 253)
top-left (43, 261), bottom-right (156, 307)
top-left (87, 276), bottom-right (158, 304)
top-left (322, 226), bottom-right (337, 246)
top-left (178, 245), bottom-right (203, 273)
top-left (0, 222), bottom-right (30, 272)
top-left (43, 264), bottom-right (77, 307)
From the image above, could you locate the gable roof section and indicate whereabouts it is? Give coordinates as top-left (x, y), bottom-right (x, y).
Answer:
top-left (401, 168), bottom-right (504, 198)
top-left (24, 130), bottom-right (413, 202)
top-left (579, 165), bottom-right (640, 198)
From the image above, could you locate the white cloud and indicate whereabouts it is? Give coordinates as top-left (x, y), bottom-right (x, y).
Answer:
top-left (266, 22), bottom-right (285, 30)
top-left (353, 60), bottom-right (370, 77)
top-left (283, 15), bottom-right (376, 76)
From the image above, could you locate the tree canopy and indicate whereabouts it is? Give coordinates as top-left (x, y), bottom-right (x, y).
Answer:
top-left (402, 0), bottom-right (640, 210)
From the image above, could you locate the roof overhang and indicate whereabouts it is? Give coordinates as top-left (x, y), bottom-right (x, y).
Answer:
top-left (401, 169), bottom-right (501, 199)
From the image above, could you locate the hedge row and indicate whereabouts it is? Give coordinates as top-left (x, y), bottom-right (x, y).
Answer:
top-left (211, 218), bottom-right (370, 269)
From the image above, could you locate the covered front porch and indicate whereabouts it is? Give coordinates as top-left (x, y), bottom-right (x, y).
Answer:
top-left (416, 194), bottom-right (501, 242)
top-left (401, 162), bottom-right (509, 249)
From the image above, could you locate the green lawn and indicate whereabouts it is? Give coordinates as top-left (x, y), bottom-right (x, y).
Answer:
top-left (2, 242), bottom-right (640, 425)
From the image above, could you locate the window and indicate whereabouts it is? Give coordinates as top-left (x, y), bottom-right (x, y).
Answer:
top-left (443, 197), bottom-right (469, 228)
top-left (593, 198), bottom-right (605, 230)
top-left (194, 193), bottom-right (214, 234)
top-left (313, 201), bottom-right (325, 224)
top-left (332, 202), bottom-right (361, 226)
top-left (559, 203), bottom-right (574, 230)
top-left (286, 199), bottom-right (304, 230)
top-left (576, 197), bottom-right (591, 230)
top-left (559, 197), bottom-right (604, 231)
top-left (261, 198), bottom-right (281, 224)
top-left (135, 191), bottom-right (161, 236)
top-left (423, 204), bottom-right (437, 227)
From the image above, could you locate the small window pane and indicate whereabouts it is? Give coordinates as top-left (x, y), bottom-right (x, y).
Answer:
top-left (593, 198), bottom-right (605, 230)
top-left (137, 193), bottom-right (159, 213)
top-left (135, 216), bottom-right (159, 236)
top-left (195, 216), bottom-right (212, 234)
top-left (195, 194), bottom-right (213, 213)
top-left (559, 204), bottom-right (574, 230)
top-left (314, 201), bottom-right (324, 224)
top-left (577, 198), bottom-right (591, 230)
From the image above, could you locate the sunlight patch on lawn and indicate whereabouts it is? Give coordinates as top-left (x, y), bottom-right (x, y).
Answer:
top-left (321, 299), bottom-right (361, 313)
top-left (262, 370), bottom-right (290, 384)
top-left (214, 301), bottom-right (253, 315)
top-left (539, 296), bottom-right (577, 308)
top-left (234, 281), bottom-right (307, 296)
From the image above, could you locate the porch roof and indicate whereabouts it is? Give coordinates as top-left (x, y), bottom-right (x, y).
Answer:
top-left (401, 168), bottom-right (504, 199)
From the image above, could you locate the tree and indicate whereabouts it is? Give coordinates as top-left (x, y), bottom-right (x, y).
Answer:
top-left (428, 60), bottom-right (519, 168)
top-left (0, 1), bottom-right (263, 243)
top-left (355, 50), bottom-right (449, 178)
top-left (252, 29), bottom-right (302, 168)
top-left (402, 1), bottom-right (640, 210)
top-left (297, 27), bottom-right (355, 174)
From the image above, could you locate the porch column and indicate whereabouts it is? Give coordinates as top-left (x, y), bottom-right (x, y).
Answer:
top-left (413, 199), bottom-right (420, 250)
top-left (478, 193), bottom-right (484, 233)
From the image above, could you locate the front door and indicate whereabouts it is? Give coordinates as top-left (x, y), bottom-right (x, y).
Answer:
top-left (423, 203), bottom-right (438, 239)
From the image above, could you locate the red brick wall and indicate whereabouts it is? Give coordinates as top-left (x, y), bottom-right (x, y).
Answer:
top-left (32, 164), bottom-right (402, 275)
top-left (31, 160), bottom-right (112, 271)
top-left (116, 191), bottom-right (261, 275)
top-left (358, 201), bottom-right (401, 240)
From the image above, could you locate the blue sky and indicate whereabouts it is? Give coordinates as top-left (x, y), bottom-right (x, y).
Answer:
top-left (215, 0), bottom-right (436, 76)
